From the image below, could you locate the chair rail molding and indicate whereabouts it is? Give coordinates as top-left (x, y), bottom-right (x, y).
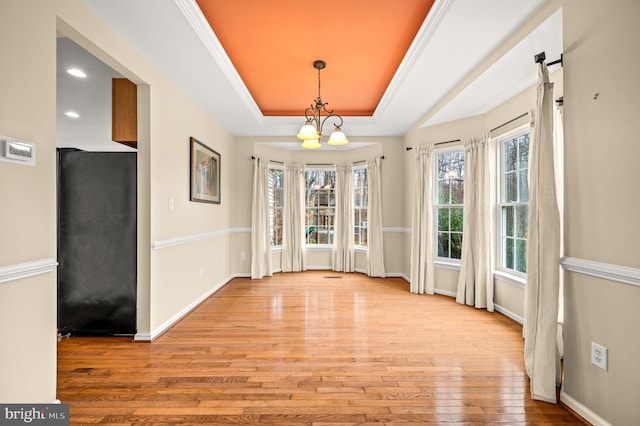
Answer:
top-left (152, 228), bottom-right (239, 250)
top-left (561, 256), bottom-right (640, 288)
top-left (0, 258), bottom-right (58, 284)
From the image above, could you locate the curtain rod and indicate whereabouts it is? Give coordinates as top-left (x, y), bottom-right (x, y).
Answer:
top-left (535, 51), bottom-right (563, 67)
top-left (250, 156), bottom-right (283, 164)
top-left (353, 155), bottom-right (384, 165)
top-left (251, 156), bottom-right (385, 166)
top-left (489, 112), bottom-right (528, 134)
top-left (405, 139), bottom-right (461, 151)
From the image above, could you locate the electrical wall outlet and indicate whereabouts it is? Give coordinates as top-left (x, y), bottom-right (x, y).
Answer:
top-left (591, 341), bottom-right (608, 371)
top-left (240, 252), bottom-right (246, 260)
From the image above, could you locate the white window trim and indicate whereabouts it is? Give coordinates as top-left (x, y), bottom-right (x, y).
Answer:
top-left (268, 165), bottom-right (284, 248)
top-left (494, 125), bottom-right (530, 281)
top-left (493, 269), bottom-right (526, 288)
top-left (304, 166), bottom-right (336, 248)
top-left (353, 163), bottom-right (368, 251)
top-left (433, 146), bottom-right (464, 264)
top-left (305, 244), bottom-right (333, 251)
top-left (434, 259), bottom-right (461, 271)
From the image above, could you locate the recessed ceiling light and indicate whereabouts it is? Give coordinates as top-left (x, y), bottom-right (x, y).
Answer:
top-left (65, 111), bottom-right (80, 118)
top-left (66, 68), bottom-right (87, 78)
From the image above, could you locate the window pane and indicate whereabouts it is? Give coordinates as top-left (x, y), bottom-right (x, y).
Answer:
top-left (518, 135), bottom-right (529, 169)
top-left (438, 180), bottom-right (451, 203)
top-left (438, 208), bottom-right (449, 231)
top-left (451, 151), bottom-right (464, 179)
top-left (451, 207), bottom-right (463, 232)
top-left (437, 154), bottom-right (450, 179)
top-left (504, 237), bottom-right (514, 269)
top-left (516, 205), bottom-right (528, 239)
top-left (518, 169), bottom-right (529, 202)
top-left (502, 206), bottom-right (514, 237)
top-left (435, 150), bottom-right (464, 260)
top-left (504, 140), bottom-right (517, 172)
top-left (500, 132), bottom-right (530, 273)
top-left (504, 171), bottom-right (517, 202)
top-left (438, 232), bottom-right (450, 258)
top-left (354, 191), bottom-right (362, 207)
top-left (451, 233), bottom-right (463, 259)
top-left (451, 179), bottom-right (464, 204)
top-left (516, 239), bottom-right (527, 273)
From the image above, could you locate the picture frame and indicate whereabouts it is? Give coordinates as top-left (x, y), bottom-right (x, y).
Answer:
top-left (190, 137), bottom-right (220, 204)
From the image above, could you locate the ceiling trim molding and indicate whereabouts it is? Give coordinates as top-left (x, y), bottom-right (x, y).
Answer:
top-left (373, 0), bottom-right (454, 120)
top-left (174, 0), bottom-right (264, 122)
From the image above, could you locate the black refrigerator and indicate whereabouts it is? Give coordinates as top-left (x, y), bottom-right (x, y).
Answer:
top-left (57, 148), bottom-right (137, 335)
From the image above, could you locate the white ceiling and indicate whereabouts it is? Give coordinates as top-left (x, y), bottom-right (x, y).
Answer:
top-left (57, 37), bottom-right (134, 152)
top-left (63, 0), bottom-right (561, 148)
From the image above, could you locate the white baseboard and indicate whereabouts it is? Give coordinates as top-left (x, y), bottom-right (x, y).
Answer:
top-left (135, 274), bottom-right (236, 341)
top-left (434, 288), bottom-right (456, 298)
top-left (385, 272), bottom-right (410, 282)
top-left (494, 303), bottom-right (524, 324)
top-left (560, 390), bottom-right (612, 426)
top-left (133, 333), bottom-right (152, 341)
top-left (233, 272), bottom-right (251, 278)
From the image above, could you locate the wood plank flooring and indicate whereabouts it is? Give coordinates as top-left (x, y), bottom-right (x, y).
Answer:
top-left (57, 272), bottom-right (584, 425)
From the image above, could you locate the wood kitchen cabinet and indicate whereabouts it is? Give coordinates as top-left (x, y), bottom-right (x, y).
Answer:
top-left (112, 78), bottom-right (137, 148)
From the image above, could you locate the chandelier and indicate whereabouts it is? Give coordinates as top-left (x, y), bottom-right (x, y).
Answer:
top-left (296, 60), bottom-right (348, 149)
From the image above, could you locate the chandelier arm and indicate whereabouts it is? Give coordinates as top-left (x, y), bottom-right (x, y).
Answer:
top-left (319, 101), bottom-right (334, 116)
top-left (320, 112), bottom-right (344, 131)
top-left (304, 106), bottom-right (316, 123)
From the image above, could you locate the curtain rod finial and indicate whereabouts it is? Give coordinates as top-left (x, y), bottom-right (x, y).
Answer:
top-left (534, 51), bottom-right (546, 64)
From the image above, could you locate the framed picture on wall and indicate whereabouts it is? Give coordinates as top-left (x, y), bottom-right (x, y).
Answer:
top-left (190, 137), bottom-right (220, 204)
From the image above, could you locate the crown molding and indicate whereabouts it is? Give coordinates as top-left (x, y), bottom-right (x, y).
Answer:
top-left (373, 0), bottom-right (454, 119)
top-left (174, 0), bottom-right (263, 122)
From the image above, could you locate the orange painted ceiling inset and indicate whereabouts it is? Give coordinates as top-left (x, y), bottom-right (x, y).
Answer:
top-left (196, 0), bottom-right (434, 117)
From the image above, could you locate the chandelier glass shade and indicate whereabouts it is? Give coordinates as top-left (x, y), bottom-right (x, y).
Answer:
top-left (297, 60), bottom-right (348, 149)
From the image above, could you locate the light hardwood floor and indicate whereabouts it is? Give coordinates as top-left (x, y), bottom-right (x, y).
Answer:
top-left (57, 272), bottom-right (584, 425)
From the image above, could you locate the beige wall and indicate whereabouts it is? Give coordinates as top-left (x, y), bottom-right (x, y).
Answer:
top-left (561, 0), bottom-right (640, 424)
top-left (2, 1), bottom-right (638, 422)
top-left (0, 0), bottom-right (59, 403)
top-left (0, 0), bottom-right (234, 401)
top-left (231, 137), bottom-right (406, 276)
top-left (401, 67), bottom-right (563, 317)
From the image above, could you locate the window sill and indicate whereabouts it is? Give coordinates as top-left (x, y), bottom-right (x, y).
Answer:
top-left (493, 270), bottom-right (526, 288)
top-left (434, 260), bottom-right (461, 271)
top-left (303, 245), bottom-right (368, 253)
top-left (271, 247), bottom-right (283, 253)
top-left (305, 244), bottom-right (332, 251)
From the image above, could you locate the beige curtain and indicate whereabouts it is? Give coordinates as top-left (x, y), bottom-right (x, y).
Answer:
top-left (410, 145), bottom-right (435, 294)
top-left (250, 158), bottom-right (273, 279)
top-left (282, 163), bottom-right (305, 272)
top-left (456, 135), bottom-right (494, 310)
top-left (332, 163), bottom-right (354, 272)
top-left (366, 157), bottom-right (386, 277)
top-left (524, 63), bottom-right (560, 403)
